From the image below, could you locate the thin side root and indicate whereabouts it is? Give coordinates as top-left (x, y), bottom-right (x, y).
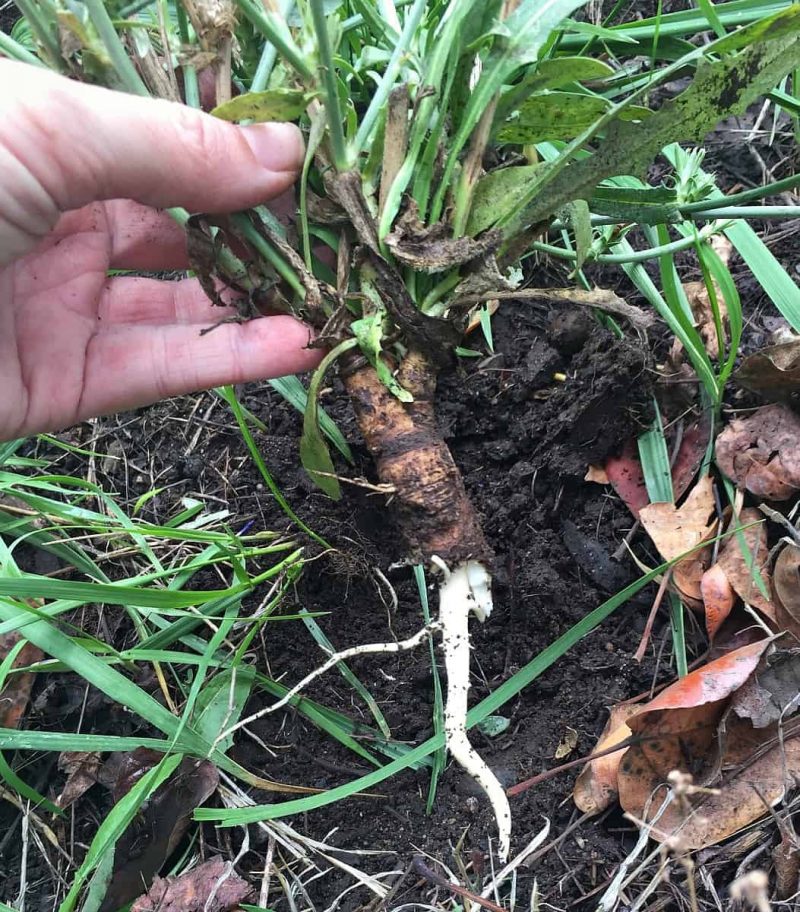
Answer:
top-left (440, 561), bottom-right (511, 861)
top-left (216, 621), bottom-right (442, 748)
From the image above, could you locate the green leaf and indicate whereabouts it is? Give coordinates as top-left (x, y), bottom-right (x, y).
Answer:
top-left (589, 186), bottom-right (682, 224)
top-left (192, 666), bottom-right (256, 753)
top-left (468, 164), bottom-right (540, 236)
top-left (503, 27), bottom-right (800, 236)
top-left (476, 714), bottom-right (511, 737)
top-left (497, 56), bottom-right (615, 120)
top-left (211, 88), bottom-right (310, 122)
top-left (351, 313), bottom-right (413, 402)
top-left (269, 376), bottom-right (353, 463)
top-left (300, 339), bottom-right (357, 499)
top-left (497, 92), bottom-right (651, 144)
top-left (562, 199), bottom-right (592, 268)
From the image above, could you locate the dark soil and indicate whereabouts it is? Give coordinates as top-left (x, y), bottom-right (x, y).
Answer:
top-left (3, 21), bottom-right (800, 908)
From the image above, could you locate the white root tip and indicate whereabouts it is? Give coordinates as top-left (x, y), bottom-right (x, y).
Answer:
top-left (440, 561), bottom-right (509, 861)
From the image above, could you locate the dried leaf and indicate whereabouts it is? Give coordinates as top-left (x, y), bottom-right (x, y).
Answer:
top-left (774, 830), bottom-right (800, 900)
top-left (585, 464), bottom-right (609, 485)
top-left (56, 751), bottom-right (101, 810)
top-left (774, 543), bottom-right (800, 633)
top-left (731, 648), bottom-right (800, 728)
top-left (700, 563), bottom-right (736, 640)
top-left (604, 421), bottom-right (709, 521)
top-left (715, 404), bottom-right (800, 500)
top-left (131, 857), bottom-right (253, 912)
top-left (379, 85), bottom-right (409, 218)
top-left (386, 203), bottom-right (502, 274)
top-left (736, 339), bottom-right (800, 399)
top-left (554, 726), bottom-right (579, 759)
top-left (659, 715), bottom-right (800, 849)
top-left (574, 703), bottom-right (639, 815)
top-left (617, 638), bottom-right (774, 843)
top-left (639, 476), bottom-right (717, 602)
top-left (98, 751), bottom-right (219, 912)
top-left (0, 633), bottom-right (43, 730)
top-left (716, 508), bottom-right (775, 621)
top-left (605, 439), bottom-right (649, 519)
top-left (357, 251), bottom-right (462, 363)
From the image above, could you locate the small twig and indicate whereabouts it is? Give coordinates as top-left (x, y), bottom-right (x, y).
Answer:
top-left (411, 856), bottom-right (506, 912)
top-left (634, 568), bottom-right (673, 663)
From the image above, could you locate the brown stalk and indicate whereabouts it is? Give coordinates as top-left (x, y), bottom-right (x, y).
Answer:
top-left (341, 348), bottom-right (491, 568)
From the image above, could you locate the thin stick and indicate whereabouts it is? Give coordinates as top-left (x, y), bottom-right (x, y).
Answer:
top-left (634, 568), bottom-right (672, 663)
top-left (411, 856), bottom-right (506, 912)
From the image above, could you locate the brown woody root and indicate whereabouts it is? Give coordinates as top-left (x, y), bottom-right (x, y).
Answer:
top-left (341, 349), bottom-right (492, 569)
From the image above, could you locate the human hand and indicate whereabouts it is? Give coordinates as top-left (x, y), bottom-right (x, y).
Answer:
top-left (0, 60), bottom-right (324, 442)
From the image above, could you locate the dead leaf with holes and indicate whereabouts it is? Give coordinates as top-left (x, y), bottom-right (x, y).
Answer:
top-left (131, 857), bottom-right (253, 912)
top-left (639, 475), bottom-right (717, 604)
top-left (715, 404), bottom-right (800, 500)
top-left (616, 637), bottom-right (774, 846)
top-left (573, 703), bottom-right (640, 815)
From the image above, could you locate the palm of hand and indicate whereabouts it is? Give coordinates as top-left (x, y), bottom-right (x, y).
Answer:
top-left (0, 200), bottom-right (320, 440)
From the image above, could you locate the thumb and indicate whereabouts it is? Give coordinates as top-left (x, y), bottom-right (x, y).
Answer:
top-left (0, 60), bottom-right (304, 259)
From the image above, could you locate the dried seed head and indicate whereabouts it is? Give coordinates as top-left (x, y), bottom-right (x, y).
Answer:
top-left (730, 870), bottom-right (771, 912)
top-left (180, 0), bottom-right (236, 50)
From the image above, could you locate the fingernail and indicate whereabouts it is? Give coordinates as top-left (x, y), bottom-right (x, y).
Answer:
top-left (242, 122), bottom-right (305, 172)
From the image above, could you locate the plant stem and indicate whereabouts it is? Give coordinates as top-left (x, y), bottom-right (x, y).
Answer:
top-left (353, 0), bottom-right (427, 156)
top-left (531, 220), bottom-right (724, 264)
top-left (234, 0), bottom-right (313, 81)
top-left (176, 3), bottom-right (200, 107)
top-left (0, 29), bottom-right (47, 66)
top-left (12, 0), bottom-right (64, 70)
top-left (83, 0), bottom-right (150, 95)
top-left (229, 214), bottom-right (306, 299)
top-left (309, 0), bottom-right (349, 170)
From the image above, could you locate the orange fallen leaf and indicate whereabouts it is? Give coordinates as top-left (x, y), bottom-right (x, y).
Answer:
top-left (648, 715), bottom-right (800, 850)
top-left (639, 476), bottom-right (717, 603)
top-left (700, 563), bottom-right (736, 640)
top-left (573, 703), bottom-right (640, 815)
top-left (715, 404), bottom-right (800, 500)
top-left (715, 508), bottom-right (776, 622)
top-left (617, 638), bottom-right (773, 837)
